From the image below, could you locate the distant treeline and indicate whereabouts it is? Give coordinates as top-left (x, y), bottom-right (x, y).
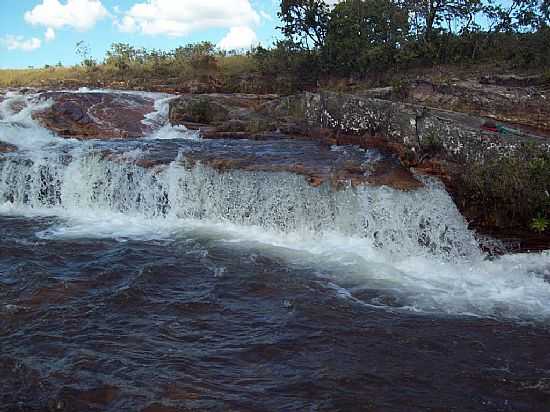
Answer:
top-left (257, 0), bottom-right (550, 89)
top-left (2, 0), bottom-right (549, 92)
top-left (85, 0), bottom-right (550, 89)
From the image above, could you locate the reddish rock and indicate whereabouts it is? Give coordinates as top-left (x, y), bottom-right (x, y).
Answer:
top-left (33, 92), bottom-right (155, 139)
top-left (0, 143), bottom-right (17, 153)
top-left (367, 160), bottom-right (424, 191)
top-left (101, 150), bottom-right (167, 169)
top-left (180, 150), bottom-right (421, 191)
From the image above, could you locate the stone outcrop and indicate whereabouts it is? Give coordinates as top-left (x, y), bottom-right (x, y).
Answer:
top-left (33, 92), bottom-right (155, 139)
top-left (295, 90), bottom-right (549, 235)
top-left (299, 90), bottom-right (550, 161)
top-left (168, 93), bottom-right (305, 138)
top-left (169, 89), bottom-right (549, 164)
top-left (398, 79), bottom-right (550, 134)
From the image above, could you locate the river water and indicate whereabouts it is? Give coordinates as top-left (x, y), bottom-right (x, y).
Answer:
top-left (1, 90), bottom-right (549, 411)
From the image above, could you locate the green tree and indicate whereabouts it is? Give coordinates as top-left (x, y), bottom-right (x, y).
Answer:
top-left (484, 0), bottom-right (549, 32)
top-left (75, 41), bottom-right (96, 69)
top-left (406, 0), bottom-right (483, 41)
top-left (105, 43), bottom-right (138, 72)
top-left (278, 0), bottom-right (331, 49)
top-left (174, 41), bottom-right (217, 72)
top-left (324, 0), bottom-right (410, 76)
top-left (253, 40), bottom-right (322, 91)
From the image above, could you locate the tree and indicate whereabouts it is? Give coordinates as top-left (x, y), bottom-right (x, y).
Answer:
top-left (278, 0), bottom-right (331, 49)
top-left (324, 0), bottom-right (410, 75)
top-left (484, 0), bottom-right (550, 32)
top-left (75, 41), bottom-right (96, 69)
top-left (253, 40), bottom-right (323, 91)
top-left (174, 42), bottom-right (217, 73)
top-left (105, 43), bottom-right (138, 72)
top-left (406, 0), bottom-right (483, 41)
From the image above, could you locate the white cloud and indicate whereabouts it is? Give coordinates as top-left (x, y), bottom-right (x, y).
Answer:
top-left (45, 28), bottom-right (56, 41)
top-left (115, 0), bottom-right (260, 37)
top-left (24, 0), bottom-right (108, 31)
top-left (218, 26), bottom-right (258, 51)
top-left (116, 15), bottom-right (138, 33)
top-left (259, 11), bottom-right (274, 22)
top-left (2, 35), bottom-right (42, 52)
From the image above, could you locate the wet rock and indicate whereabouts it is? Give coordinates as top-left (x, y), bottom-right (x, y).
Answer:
top-left (100, 150), bottom-right (169, 169)
top-left (2, 98), bottom-right (27, 116)
top-left (178, 141), bottom-right (421, 191)
top-left (33, 92), bottom-right (155, 139)
top-left (0, 143), bottom-right (17, 153)
top-left (169, 93), bottom-right (294, 135)
top-left (366, 160), bottom-right (423, 191)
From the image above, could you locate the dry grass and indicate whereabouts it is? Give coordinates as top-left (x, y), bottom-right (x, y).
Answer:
top-left (0, 54), bottom-right (259, 90)
top-left (0, 67), bottom-right (88, 88)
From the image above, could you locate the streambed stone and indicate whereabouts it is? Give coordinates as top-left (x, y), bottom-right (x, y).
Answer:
top-left (0, 142), bottom-right (17, 153)
top-left (33, 92), bottom-right (155, 139)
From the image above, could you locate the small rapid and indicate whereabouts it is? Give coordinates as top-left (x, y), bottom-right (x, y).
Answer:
top-left (0, 89), bottom-right (549, 321)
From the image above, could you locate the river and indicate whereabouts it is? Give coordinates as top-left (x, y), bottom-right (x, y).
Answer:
top-left (1, 89), bottom-right (549, 411)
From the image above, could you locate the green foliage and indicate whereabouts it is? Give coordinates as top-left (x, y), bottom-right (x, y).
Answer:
top-left (260, 0), bottom-right (550, 87)
top-left (531, 216), bottom-right (549, 233)
top-left (105, 43), bottom-right (140, 72)
top-left (324, 0), bottom-right (409, 76)
top-left (174, 41), bottom-right (217, 73)
top-left (253, 41), bottom-right (322, 93)
top-left (5, 0), bottom-right (550, 93)
top-left (421, 128), bottom-right (444, 154)
top-left (458, 146), bottom-right (550, 229)
top-left (278, 0), bottom-right (330, 49)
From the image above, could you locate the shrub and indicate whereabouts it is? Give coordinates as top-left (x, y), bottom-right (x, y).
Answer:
top-left (457, 145), bottom-right (550, 230)
top-left (531, 217), bottom-right (549, 233)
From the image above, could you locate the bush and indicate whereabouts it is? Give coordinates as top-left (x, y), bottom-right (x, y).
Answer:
top-left (323, 0), bottom-right (409, 77)
top-left (458, 145), bottom-right (550, 230)
top-left (253, 42), bottom-right (322, 93)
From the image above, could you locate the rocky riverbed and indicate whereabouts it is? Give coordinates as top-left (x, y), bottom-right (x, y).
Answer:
top-left (1, 84), bottom-right (548, 248)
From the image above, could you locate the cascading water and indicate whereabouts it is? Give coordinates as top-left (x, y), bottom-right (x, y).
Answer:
top-left (2, 88), bottom-right (550, 412)
top-left (0, 89), bottom-right (549, 321)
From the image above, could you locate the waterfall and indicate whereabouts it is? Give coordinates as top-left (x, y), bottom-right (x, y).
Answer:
top-left (0, 149), bottom-right (480, 260)
top-left (0, 89), bottom-right (549, 320)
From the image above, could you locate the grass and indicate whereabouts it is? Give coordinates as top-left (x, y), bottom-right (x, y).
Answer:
top-left (0, 54), bottom-right (261, 91)
top-left (0, 67), bottom-right (86, 88)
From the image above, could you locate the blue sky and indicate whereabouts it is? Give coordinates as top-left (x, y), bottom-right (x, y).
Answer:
top-left (0, 0), bottom-right (283, 69)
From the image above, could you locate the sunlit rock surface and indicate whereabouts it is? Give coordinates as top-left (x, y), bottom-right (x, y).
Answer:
top-left (33, 91), bottom-right (156, 139)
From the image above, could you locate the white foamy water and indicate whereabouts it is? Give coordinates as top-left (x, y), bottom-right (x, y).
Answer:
top-left (0, 91), bottom-right (70, 150)
top-left (0, 88), bottom-right (549, 321)
top-left (142, 94), bottom-right (200, 140)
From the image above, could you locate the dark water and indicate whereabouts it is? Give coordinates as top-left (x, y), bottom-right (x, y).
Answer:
top-left (2, 215), bottom-right (550, 412)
